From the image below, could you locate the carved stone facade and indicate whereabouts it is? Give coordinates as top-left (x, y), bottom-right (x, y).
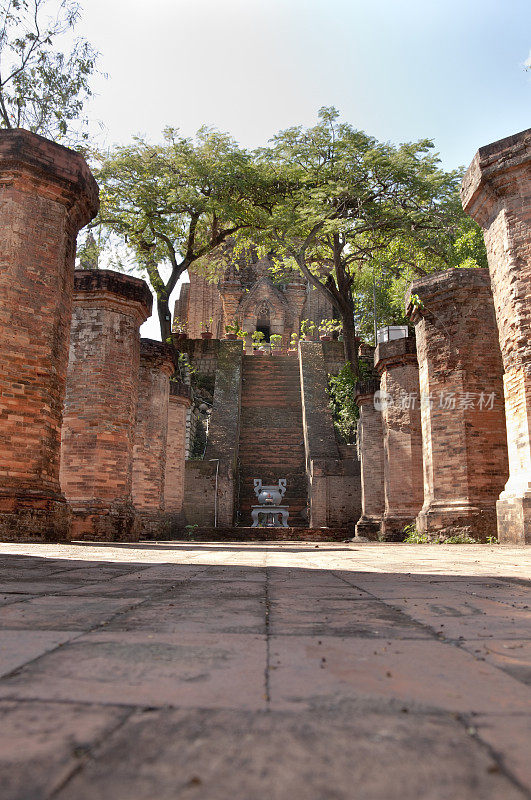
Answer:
top-left (174, 251), bottom-right (335, 343)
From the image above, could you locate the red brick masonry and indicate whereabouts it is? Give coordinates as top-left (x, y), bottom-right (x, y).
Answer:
top-left (132, 339), bottom-right (176, 536)
top-left (60, 269), bottom-right (152, 541)
top-left (407, 268), bottom-right (508, 541)
top-left (0, 130), bottom-right (98, 541)
top-left (375, 336), bottom-right (424, 541)
top-left (461, 128), bottom-right (531, 544)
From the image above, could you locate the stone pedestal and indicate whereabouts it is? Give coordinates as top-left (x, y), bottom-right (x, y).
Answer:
top-left (354, 380), bottom-right (384, 540)
top-left (60, 270), bottom-right (152, 541)
top-left (0, 130), bottom-right (99, 542)
top-left (375, 337), bottom-right (423, 541)
top-left (407, 268), bottom-right (508, 541)
top-left (164, 382), bottom-right (192, 522)
top-left (461, 129), bottom-right (531, 544)
top-left (132, 340), bottom-right (176, 537)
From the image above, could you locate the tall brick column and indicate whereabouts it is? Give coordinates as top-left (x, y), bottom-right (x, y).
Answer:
top-left (0, 130), bottom-right (99, 542)
top-left (164, 382), bottom-right (192, 521)
top-left (406, 268), bottom-right (508, 541)
top-left (132, 339), bottom-right (176, 536)
top-left (461, 129), bottom-right (531, 543)
top-left (354, 379), bottom-right (385, 539)
top-left (60, 270), bottom-right (152, 541)
top-left (375, 337), bottom-right (424, 541)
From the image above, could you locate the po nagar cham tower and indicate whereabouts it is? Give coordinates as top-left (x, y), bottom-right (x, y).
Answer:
top-left (0, 126), bottom-right (530, 545)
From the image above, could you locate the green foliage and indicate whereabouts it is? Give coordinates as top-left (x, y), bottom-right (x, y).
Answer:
top-left (327, 363), bottom-right (359, 443)
top-left (93, 126), bottom-right (271, 339)
top-left (0, 0), bottom-right (98, 144)
top-left (319, 318), bottom-right (343, 335)
top-left (270, 334), bottom-right (282, 348)
top-left (403, 525), bottom-right (429, 543)
top-left (403, 523), bottom-right (480, 544)
top-left (236, 106), bottom-right (487, 362)
top-left (202, 317), bottom-right (213, 333)
top-left (290, 333), bottom-right (299, 347)
top-left (184, 523), bottom-right (198, 540)
top-left (251, 330), bottom-right (265, 345)
top-left (300, 319), bottom-right (317, 338)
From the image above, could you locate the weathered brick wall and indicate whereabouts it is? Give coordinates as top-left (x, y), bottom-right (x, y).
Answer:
top-left (301, 283), bottom-right (334, 326)
top-left (322, 340), bottom-right (346, 376)
top-left (354, 381), bottom-right (384, 539)
top-left (375, 337), bottom-right (423, 541)
top-left (461, 129), bottom-right (531, 543)
top-left (177, 272), bottom-right (224, 339)
top-left (183, 461), bottom-right (217, 527)
top-left (175, 338), bottom-right (220, 378)
top-left (0, 130), bottom-right (98, 542)
top-left (406, 268), bottom-right (508, 541)
top-left (205, 341), bottom-right (244, 525)
top-left (299, 342), bottom-right (361, 527)
top-left (132, 340), bottom-right (175, 535)
top-left (164, 383), bottom-right (192, 516)
top-left (60, 270), bottom-right (152, 541)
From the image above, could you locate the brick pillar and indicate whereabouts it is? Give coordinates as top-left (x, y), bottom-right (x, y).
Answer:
top-left (164, 382), bottom-right (192, 519)
top-left (354, 380), bottom-right (384, 539)
top-left (375, 336), bottom-right (424, 541)
top-left (132, 339), bottom-right (176, 536)
top-left (220, 280), bottom-right (243, 334)
top-left (406, 268), bottom-right (508, 541)
top-left (461, 129), bottom-right (531, 544)
top-left (60, 270), bottom-right (152, 541)
top-left (0, 130), bottom-right (98, 542)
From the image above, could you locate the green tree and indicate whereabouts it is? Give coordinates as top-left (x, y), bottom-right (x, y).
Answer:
top-left (0, 0), bottom-right (98, 142)
top-left (247, 107), bottom-right (485, 371)
top-left (92, 127), bottom-right (271, 341)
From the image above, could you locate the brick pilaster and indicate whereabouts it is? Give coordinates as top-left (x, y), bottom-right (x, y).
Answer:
top-left (461, 129), bottom-right (531, 543)
top-left (354, 380), bottom-right (384, 539)
top-left (407, 268), bottom-right (508, 541)
top-left (132, 339), bottom-right (176, 536)
top-left (0, 130), bottom-right (99, 541)
top-left (60, 269), bottom-right (152, 541)
top-left (375, 336), bottom-right (423, 541)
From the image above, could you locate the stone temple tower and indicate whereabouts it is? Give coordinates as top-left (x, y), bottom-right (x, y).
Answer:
top-left (174, 249), bottom-right (335, 344)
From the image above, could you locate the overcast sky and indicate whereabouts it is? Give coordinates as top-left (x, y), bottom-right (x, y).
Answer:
top-left (76, 0), bottom-right (531, 338)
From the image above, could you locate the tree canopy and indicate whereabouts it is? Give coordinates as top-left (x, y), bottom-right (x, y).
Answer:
top-left (0, 0), bottom-right (98, 142)
top-left (89, 127), bottom-right (273, 341)
top-left (240, 107), bottom-right (486, 367)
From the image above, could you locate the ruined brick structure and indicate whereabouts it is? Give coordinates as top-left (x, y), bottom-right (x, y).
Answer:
top-left (461, 129), bottom-right (531, 544)
top-left (174, 250), bottom-right (335, 343)
top-left (0, 130), bottom-right (99, 542)
top-left (354, 377), bottom-right (385, 540)
top-left (60, 270), bottom-right (152, 541)
top-left (164, 381), bottom-right (192, 520)
top-left (407, 268), bottom-right (508, 541)
top-left (375, 336), bottom-right (423, 541)
top-left (132, 339), bottom-right (176, 535)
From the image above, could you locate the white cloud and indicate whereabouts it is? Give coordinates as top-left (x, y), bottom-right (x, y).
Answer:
top-left (524, 50), bottom-right (531, 68)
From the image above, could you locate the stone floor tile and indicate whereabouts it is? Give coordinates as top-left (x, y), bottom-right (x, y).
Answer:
top-left (0, 631), bottom-right (268, 710)
top-left (385, 597), bottom-right (531, 640)
top-left (0, 595), bottom-right (144, 630)
top-left (268, 598), bottom-right (431, 638)
top-left (472, 713), bottom-right (531, 790)
top-left (106, 597), bottom-right (266, 634)
top-left (268, 636), bottom-right (531, 713)
top-left (0, 699), bottom-right (129, 800)
top-left (53, 707), bottom-right (526, 800)
top-left (460, 639), bottom-right (531, 685)
top-left (0, 630), bottom-right (81, 677)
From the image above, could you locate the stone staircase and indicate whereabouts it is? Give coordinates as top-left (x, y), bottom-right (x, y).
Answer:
top-left (238, 354), bottom-right (308, 527)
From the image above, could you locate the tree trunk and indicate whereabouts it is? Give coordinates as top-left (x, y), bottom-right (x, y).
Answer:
top-left (157, 295), bottom-right (172, 343)
top-left (341, 310), bottom-right (359, 376)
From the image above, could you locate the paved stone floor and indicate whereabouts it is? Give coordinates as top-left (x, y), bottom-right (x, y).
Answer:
top-left (0, 541), bottom-right (530, 800)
